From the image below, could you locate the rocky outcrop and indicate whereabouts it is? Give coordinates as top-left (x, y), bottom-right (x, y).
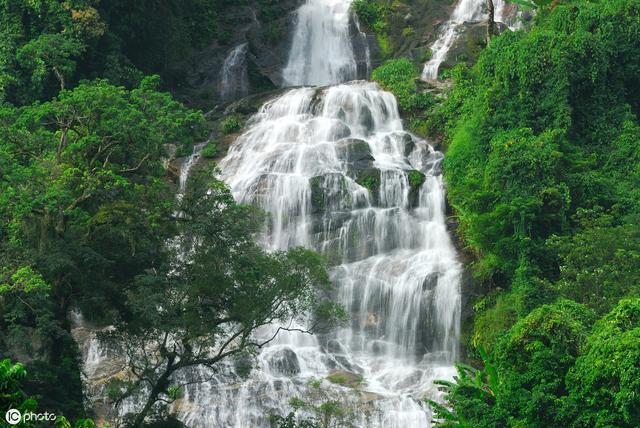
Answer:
top-left (176, 1), bottom-right (303, 107)
top-left (440, 21), bottom-right (508, 72)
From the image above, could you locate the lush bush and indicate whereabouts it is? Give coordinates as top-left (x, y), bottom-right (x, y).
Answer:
top-left (352, 0), bottom-right (389, 33)
top-left (201, 140), bottom-right (218, 159)
top-left (565, 299), bottom-right (640, 427)
top-left (432, 0), bottom-right (640, 425)
top-left (371, 58), bottom-right (435, 135)
top-left (491, 300), bottom-right (595, 426)
top-left (221, 115), bottom-right (244, 134)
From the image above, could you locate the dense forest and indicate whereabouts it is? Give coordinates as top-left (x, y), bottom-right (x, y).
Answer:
top-left (1, 0), bottom-right (639, 427)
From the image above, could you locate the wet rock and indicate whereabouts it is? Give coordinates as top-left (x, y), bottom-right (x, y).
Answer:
top-left (326, 339), bottom-right (348, 355)
top-left (441, 21), bottom-right (508, 72)
top-left (334, 355), bottom-right (364, 374)
top-left (336, 138), bottom-right (375, 170)
top-left (268, 347), bottom-right (301, 376)
top-left (309, 173), bottom-right (351, 214)
top-left (407, 170), bottom-right (426, 208)
top-left (328, 122), bottom-right (352, 141)
top-left (422, 272), bottom-right (439, 292)
top-left (369, 340), bottom-right (391, 356)
top-left (402, 133), bottom-right (417, 157)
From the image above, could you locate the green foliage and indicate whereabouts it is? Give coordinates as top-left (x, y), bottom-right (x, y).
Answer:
top-left (565, 299), bottom-right (640, 427)
top-left (491, 300), bottom-right (595, 426)
top-left (220, 115), bottom-right (243, 134)
top-left (428, 358), bottom-right (505, 427)
top-left (439, 0), bottom-right (640, 289)
top-left (549, 213), bottom-right (640, 315)
top-left (270, 378), bottom-right (355, 428)
top-left (352, 0), bottom-right (389, 34)
top-left (0, 77), bottom-right (207, 418)
top-left (408, 170), bottom-right (426, 188)
top-left (372, 58), bottom-right (433, 113)
top-left (433, 1), bottom-right (640, 425)
top-left (100, 173), bottom-right (344, 426)
top-left (0, 359), bottom-right (38, 423)
top-left (201, 141), bottom-right (218, 159)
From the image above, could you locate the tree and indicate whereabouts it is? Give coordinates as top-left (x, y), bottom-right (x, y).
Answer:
top-left (431, 300), bottom-right (595, 427)
top-left (0, 76), bottom-right (207, 418)
top-left (101, 173), bottom-right (346, 427)
top-left (549, 212), bottom-right (640, 315)
top-left (17, 34), bottom-right (85, 91)
top-left (565, 299), bottom-right (640, 427)
top-left (487, 0), bottom-right (496, 41)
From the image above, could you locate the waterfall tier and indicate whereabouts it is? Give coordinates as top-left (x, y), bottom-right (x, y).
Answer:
top-left (209, 81), bottom-right (462, 427)
top-left (422, 0), bottom-right (520, 80)
top-left (282, 0), bottom-right (369, 86)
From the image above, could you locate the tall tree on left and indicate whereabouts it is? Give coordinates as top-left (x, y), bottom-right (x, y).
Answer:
top-left (0, 76), bottom-right (208, 418)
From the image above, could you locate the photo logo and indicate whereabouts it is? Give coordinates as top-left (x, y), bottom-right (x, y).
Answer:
top-left (5, 409), bottom-right (21, 425)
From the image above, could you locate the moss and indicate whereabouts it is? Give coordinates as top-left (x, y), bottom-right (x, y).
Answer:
top-left (408, 170), bottom-right (426, 188)
top-left (326, 371), bottom-right (363, 388)
top-left (377, 34), bottom-right (393, 59)
top-left (356, 173), bottom-right (379, 192)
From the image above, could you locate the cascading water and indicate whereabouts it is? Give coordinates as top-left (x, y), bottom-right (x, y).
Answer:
top-left (283, 0), bottom-right (362, 86)
top-left (78, 1), bottom-right (461, 426)
top-left (220, 43), bottom-right (249, 101)
top-left (421, 0), bottom-right (519, 81)
top-left (207, 78), bottom-right (462, 427)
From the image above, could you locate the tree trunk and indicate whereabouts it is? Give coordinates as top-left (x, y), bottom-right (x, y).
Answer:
top-left (130, 365), bottom-right (174, 427)
top-left (487, 0), bottom-right (496, 41)
top-left (52, 66), bottom-right (65, 91)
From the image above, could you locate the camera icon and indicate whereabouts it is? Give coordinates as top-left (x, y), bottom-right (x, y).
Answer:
top-left (5, 409), bottom-right (21, 425)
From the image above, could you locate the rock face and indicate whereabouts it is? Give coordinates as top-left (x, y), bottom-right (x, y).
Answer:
top-left (177, 0), bottom-right (373, 107)
top-left (440, 21), bottom-right (508, 72)
top-left (177, 1), bottom-right (302, 106)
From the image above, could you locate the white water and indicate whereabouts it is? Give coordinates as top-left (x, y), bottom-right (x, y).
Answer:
top-left (283, 0), bottom-right (359, 86)
top-left (179, 142), bottom-right (207, 194)
top-left (421, 0), bottom-right (519, 80)
top-left (79, 1), bottom-right (461, 426)
top-left (220, 43), bottom-right (249, 101)
top-left (211, 79), bottom-right (461, 427)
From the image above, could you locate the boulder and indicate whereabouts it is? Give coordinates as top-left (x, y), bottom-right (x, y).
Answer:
top-left (335, 138), bottom-right (375, 170)
top-left (268, 347), bottom-right (301, 376)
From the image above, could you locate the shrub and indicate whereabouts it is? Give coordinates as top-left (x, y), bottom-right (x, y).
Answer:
top-left (201, 141), bottom-right (218, 159)
top-left (220, 115), bottom-right (243, 134)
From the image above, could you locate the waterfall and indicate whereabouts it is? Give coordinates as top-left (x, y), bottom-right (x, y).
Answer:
top-left (282, 0), bottom-right (360, 86)
top-left (220, 43), bottom-right (249, 101)
top-left (212, 80), bottom-right (461, 428)
top-left (179, 142), bottom-right (207, 195)
top-left (78, 1), bottom-right (461, 426)
top-left (421, 0), bottom-right (519, 81)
